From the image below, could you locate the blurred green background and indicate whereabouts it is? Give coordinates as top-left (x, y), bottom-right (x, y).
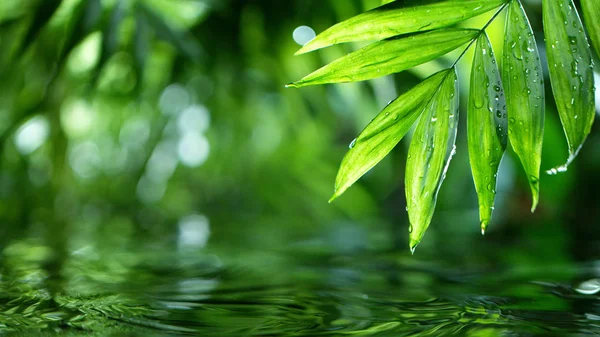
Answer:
top-left (0, 0), bottom-right (598, 255)
top-left (0, 0), bottom-right (599, 335)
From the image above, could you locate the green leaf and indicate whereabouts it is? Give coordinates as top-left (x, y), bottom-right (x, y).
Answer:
top-left (581, 0), bottom-right (600, 57)
top-left (502, 0), bottom-right (544, 212)
top-left (406, 69), bottom-right (458, 252)
top-left (468, 33), bottom-right (507, 233)
top-left (329, 69), bottom-right (451, 202)
top-left (288, 28), bottom-right (477, 88)
top-left (543, 0), bottom-right (595, 174)
top-left (296, 0), bottom-right (507, 54)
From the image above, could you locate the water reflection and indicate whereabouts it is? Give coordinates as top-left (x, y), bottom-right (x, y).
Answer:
top-left (0, 230), bottom-right (599, 336)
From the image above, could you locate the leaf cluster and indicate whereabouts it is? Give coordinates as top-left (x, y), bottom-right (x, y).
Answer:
top-left (289, 0), bottom-right (599, 251)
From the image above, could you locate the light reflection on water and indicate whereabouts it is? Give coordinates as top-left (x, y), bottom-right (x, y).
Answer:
top-left (0, 233), bottom-right (599, 336)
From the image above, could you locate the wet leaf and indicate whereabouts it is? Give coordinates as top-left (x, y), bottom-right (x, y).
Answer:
top-left (406, 69), bottom-right (458, 252)
top-left (581, 0), bottom-right (600, 57)
top-left (289, 29), bottom-right (477, 88)
top-left (296, 0), bottom-right (506, 54)
top-left (502, 0), bottom-right (544, 212)
top-left (330, 69), bottom-right (451, 202)
top-left (543, 0), bottom-right (595, 174)
top-left (468, 33), bottom-right (507, 233)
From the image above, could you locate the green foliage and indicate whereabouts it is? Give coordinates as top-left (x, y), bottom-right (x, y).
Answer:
top-left (290, 0), bottom-right (598, 250)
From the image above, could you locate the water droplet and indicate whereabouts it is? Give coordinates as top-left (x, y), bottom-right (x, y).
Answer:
top-left (408, 225), bottom-right (413, 233)
top-left (569, 36), bottom-right (577, 45)
top-left (575, 279), bottom-right (600, 295)
top-left (349, 138), bottom-right (357, 149)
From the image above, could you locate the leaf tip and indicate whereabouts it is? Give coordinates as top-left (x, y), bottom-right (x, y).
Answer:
top-left (530, 195), bottom-right (539, 213)
top-left (409, 239), bottom-right (419, 255)
top-left (328, 186), bottom-right (343, 203)
top-left (528, 175), bottom-right (540, 213)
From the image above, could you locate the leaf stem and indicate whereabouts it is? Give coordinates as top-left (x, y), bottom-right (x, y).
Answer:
top-left (451, 3), bottom-right (509, 68)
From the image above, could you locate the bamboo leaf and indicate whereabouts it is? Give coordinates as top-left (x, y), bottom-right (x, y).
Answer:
top-left (581, 0), bottom-right (600, 57)
top-left (288, 28), bottom-right (477, 88)
top-left (502, 0), bottom-right (544, 212)
top-left (406, 69), bottom-right (458, 252)
top-left (296, 0), bottom-right (506, 54)
top-left (330, 69), bottom-right (451, 202)
top-left (468, 33), bottom-right (507, 234)
top-left (543, 0), bottom-right (595, 174)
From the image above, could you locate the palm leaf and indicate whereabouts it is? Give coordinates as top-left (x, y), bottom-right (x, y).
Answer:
top-left (296, 0), bottom-right (507, 54)
top-left (543, 0), bottom-right (595, 174)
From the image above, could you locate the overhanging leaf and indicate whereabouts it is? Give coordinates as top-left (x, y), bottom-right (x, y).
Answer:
top-left (406, 69), bottom-right (458, 252)
top-left (329, 69), bottom-right (451, 202)
top-left (502, 0), bottom-right (544, 212)
top-left (581, 0), bottom-right (600, 57)
top-left (468, 33), bottom-right (507, 233)
top-left (288, 28), bottom-right (478, 88)
top-left (296, 0), bottom-right (507, 54)
top-left (543, 0), bottom-right (595, 174)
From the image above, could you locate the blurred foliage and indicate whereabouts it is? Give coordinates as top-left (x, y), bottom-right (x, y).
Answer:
top-left (0, 0), bottom-right (597, 257)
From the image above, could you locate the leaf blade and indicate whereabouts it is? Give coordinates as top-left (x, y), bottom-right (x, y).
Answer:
top-left (330, 69), bottom-right (452, 201)
top-left (581, 0), bottom-right (600, 57)
top-left (502, 0), bottom-right (544, 212)
top-left (289, 28), bottom-right (478, 87)
top-left (543, 0), bottom-right (595, 174)
top-left (468, 33), bottom-right (507, 233)
top-left (297, 0), bottom-right (506, 54)
top-left (406, 69), bottom-right (458, 252)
